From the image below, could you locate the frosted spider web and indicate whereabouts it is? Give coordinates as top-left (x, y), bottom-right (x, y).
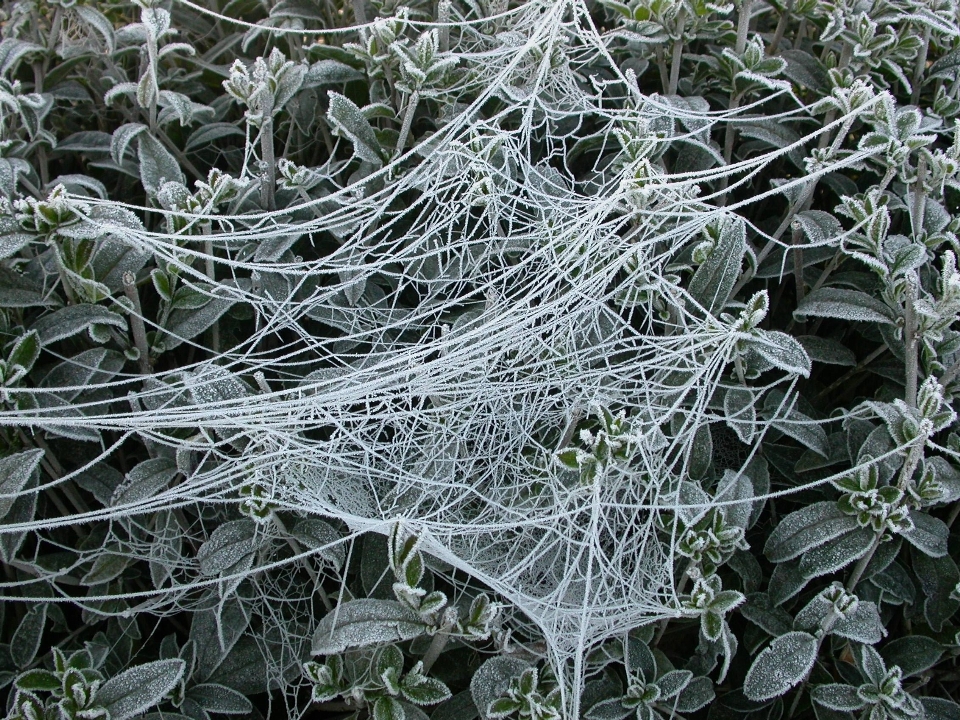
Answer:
top-left (0, 0), bottom-right (888, 715)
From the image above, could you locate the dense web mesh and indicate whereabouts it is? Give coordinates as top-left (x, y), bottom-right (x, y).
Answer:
top-left (0, 0), bottom-right (883, 714)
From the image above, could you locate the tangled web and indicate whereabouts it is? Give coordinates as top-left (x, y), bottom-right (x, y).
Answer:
top-left (3, 0), bottom-right (877, 713)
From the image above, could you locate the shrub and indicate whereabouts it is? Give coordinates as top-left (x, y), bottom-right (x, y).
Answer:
top-left (0, 0), bottom-right (958, 719)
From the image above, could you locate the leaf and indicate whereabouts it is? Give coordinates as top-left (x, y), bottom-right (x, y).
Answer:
top-left (187, 684), bottom-right (253, 714)
top-left (8, 330), bottom-right (40, 374)
top-left (327, 92), bottom-right (386, 165)
top-left (0, 449), bottom-right (43, 519)
top-left (743, 631), bottom-right (817, 701)
top-left (831, 602), bottom-right (885, 644)
top-left (798, 527), bottom-right (875, 579)
top-left (912, 552), bottom-right (960, 631)
top-left (81, 550), bottom-right (131, 585)
top-left (920, 698), bottom-right (960, 720)
top-left (674, 676), bottom-right (715, 713)
top-left (430, 691), bottom-right (480, 720)
top-left (291, 518), bottom-right (345, 568)
top-left (98, 659), bottom-right (186, 720)
top-left (688, 217), bottom-right (745, 315)
top-left (792, 211), bottom-right (842, 246)
top-left (899, 510), bottom-right (948, 557)
top-left (163, 281), bottom-right (243, 350)
top-left (0, 267), bottom-right (50, 307)
top-left (0, 467), bottom-right (38, 563)
top-left (185, 123), bottom-right (245, 151)
top-left (797, 336), bottom-right (856, 367)
top-left (764, 501), bottom-right (857, 562)
top-left (794, 287), bottom-right (895, 324)
top-left (305, 59), bottom-right (366, 86)
top-left (469, 657), bottom-right (530, 720)
top-left (724, 386), bottom-right (757, 444)
top-left (311, 599), bottom-right (430, 654)
top-left (205, 636), bottom-right (268, 694)
top-left (110, 457), bottom-right (178, 507)
top-left (32, 304), bottom-right (128, 344)
top-left (14, 669), bottom-right (60, 692)
top-left (810, 684), bottom-right (865, 712)
top-left (10, 604), bottom-right (47, 668)
top-left (401, 673), bottom-right (452, 706)
top-left (879, 636), bottom-right (943, 677)
top-left (197, 519), bottom-right (258, 576)
top-left (374, 696), bottom-right (406, 720)
top-left (750, 330), bottom-right (811, 377)
top-left (137, 133), bottom-right (184, 195)
top-left (111, 123), bottom-right (148, 165)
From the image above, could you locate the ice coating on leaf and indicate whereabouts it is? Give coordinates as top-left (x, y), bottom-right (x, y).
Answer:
top-left (311, 599), bottom-right (429, 655)
top-left (470, 657), bottom-right (531, 720)
top-left (743, 631), bottom-right (817, 701)
top-left (196, 519), bottom-right (258, 576)
top-left (0, 448), bottom-right (42, 518)
top-left (98, 659), bottom-right (186, 720)
top-left (794, 287), bottom-right (896, 324)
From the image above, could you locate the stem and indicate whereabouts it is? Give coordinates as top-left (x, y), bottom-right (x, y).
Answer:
top-left (911, 25), bottom-right (932, 106)
top-left (260, 116), bottom-right (276, 210)
top-left (395, 91), bottom-right (419, 157)
top-left (351, 0), bottom-right (367, 24)
top-left (768, 0), bottom-right (794, 56)
top-left (420, 630), bottom-right (450, 674)
top-left (203, 233), bottom-right (219, 355)
top-left (718, 93), bottom-right (743, 204)
top-left (668, 8), bottom-right (687, 96)
top-left (438, 0), bottom-right (451, 52)
top-left (736, 0), bottom-right (753, 55)
top-left (123, 272), bottom-right (152, 374)
top-left (791, 224), bottom-right (805, 308)
top-left (655, 45), bottom-right (670, 95)
top-left (904, 275), bottom-right (919, 408)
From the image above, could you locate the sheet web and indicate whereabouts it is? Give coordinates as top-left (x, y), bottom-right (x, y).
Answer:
top-left (2, 0), bottom-right (860, 715)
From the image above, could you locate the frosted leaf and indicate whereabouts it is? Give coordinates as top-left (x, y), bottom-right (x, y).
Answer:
top-left (749, 330), bottom-right (811, 378)
top-left (764, 501), bottom-right (857, 562)
top-left (723, 387), bottom-right (757, 444)
top-left (794, 287), bottom-right (896, 324)
top-left (469, 657), bottom-right (530, 720)
top-left (110, 457), bottom-right (178, 507)
top-left (832, 601), bottom-right (885, 644)
top-left (0, 448), bottom-right (43, 518)
top-left (880, 635), bottom-right (944, 677)
top-left (743, 631), bottom-right (817, 701)
top-left (197, 519), bottom-right (258, 576)
top-left (899, 510), bottom-right (949, 557)
top-left (10, 603), bottom-right (47, 668)
top-left (187, 684), bottom-right (254, 715)
top-left (0, 267), bottom-right (50, 307)
top-left (792, 210), bottom-right (842, 246)
top-left (327, 92), bottom-right (387, 165)
top-left (798, 527), bottom-right (875, 579)
top-left (688, 217), bottom-right (745, 316)
top-left (291, 518), bottom-right (346, 569)
top-left (810, 684), bottom-right (865, 712)
top-left (98, 659), bottom-right (186, 720)
top-left (311, 599), bottom-right (429, 655)
top-left (796, 336), bottom-right (856, 367)
top-left (31, 304), bottom-right (127, 344)
top-left (674, 676), bottom-right (715, 713)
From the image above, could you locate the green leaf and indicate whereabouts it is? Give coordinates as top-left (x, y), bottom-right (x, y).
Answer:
top-left (0, 449), bottom-right (43, 519)
top-left (794, 287), bottom-right (895, 324)
top-left (99, 659), bottom-right (186, 720)
top-left (10, 604), bottom-right (47, 668)
top-left (912, 552), bottom-right (960, 631)
top-left (401, 672), bottom-right (451, 705)
top-left (32, 304), bottom-right (127, 344)
top-left (187, 684), bottom-right (253, 714)
top-left (80, 550), bottom-right (131, 585)
top-left (743, 631), bottom-right (817, 701)
top-left (470, 657), bottom-right (529, 720)
top-left (185, 123), bottom-right (245, 151)
top-left (291, 518), bottom-right (345, 569)
top-left (675, 676), bottom-right (715, 713)
top-left (831, 601), bottom-right (885, 644)
top-left (197, 518), bottom-right (258, 576)
top-left (110, 457), bottom-right (178, 507)
top-left (327, 92), bottom-right (387, 166)
top-left (899, 511), bottom-right (948, 557)
top-left (374, 696), bottom-right (406, 720)
top-left (798, 527), bottom-right (876, 579)
top-left (879, 636), bottom-right (943, 677)
top-left (137, 133), bottom-right (184, 195)
top-left (750, 330), bottom-right (811, 377)
top-left (764, 501), bottom-right (857, 562)
top-left (7, 330), bottom-right (40, 374)
top-left (311, 599), bottom-right (429, 654)
top-left (688, 217), bottom-right (745, 315)
top-left (810, 684), bottom-right (865, 712)
top-left (152, 269), bottom-right (173, 302)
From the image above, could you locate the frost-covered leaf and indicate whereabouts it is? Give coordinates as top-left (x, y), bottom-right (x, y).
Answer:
top-left (110, 457), bottom-right (178, 507)
top-left (899, 510), bottom-right (948, 557)
top-left (724, 386), bottom-right (757, 443)
top-left (799, 527), bottom-right (875, 579)
top-left (185, 123), bottom-right (245, 151)
top-left (327, 92), bottom-right (386, 165)
top-left (912, 553), bottom-right (960, 631)
top-left (138, 133), bottom-right (184, 195)
top-left (794, 287), bottom-right (895, 324)
top-left (750, 330), bottom-right (811, 377)
top-left (470, 657), bottom-right (530, 720)
top-left (792, 210), bottom-right (842, 245)
top-left (810, 684), bottom-right (865, 712)
top-left (291, 518), bottom-right (345, 568)
top-left (0, 449), bottom-right (43, 519)
top-left (197, 519), bottom-right (258, 576)
top-left (879, 636), bottom-right (943, 677)
top-left (311, 599), bottom-right (430, 654)
top-left (32, 304), bottom-right (127, 344)
top-left (81, 548), bottom-right (132, 585)
top-left (797, 336), bottom-right (856, 367)
top-left (832, 601), bottom-right (885, 644)
top-left (764, 501), bottom-right (856, 562)
top-left (689, 217), bottom-right (745, 315)
top-left (743, 631), bottom-right (817, 701)
top-left (10, 603), bottom-right (46, 668)
top-left (99, 659), bottom-right (186, 720)
top-left (187, 684), bottom-right (253, 714)
top-left (675, 676), bottom-right (715, 712)
top-left (306, 59), bottom-right (366, 86)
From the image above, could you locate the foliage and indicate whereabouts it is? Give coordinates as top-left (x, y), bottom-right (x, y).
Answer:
top-left (0, 0), bottom-right (958, 718)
